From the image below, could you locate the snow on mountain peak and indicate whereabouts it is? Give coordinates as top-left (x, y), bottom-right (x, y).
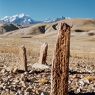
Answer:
top-left (0, 13), bottom-right (67, 26)
top-left (2, 16), bottom-right (9, 19)
top-left (18, 13), bottom-right (25, 18)
top-left (43, 16), bottom-right (65, 23)
top-left (0, 13), bottom-right (37, 26)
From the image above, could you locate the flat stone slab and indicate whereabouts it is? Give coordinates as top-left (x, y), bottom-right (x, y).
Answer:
top-left (32, 63), bottom-right (49, 70)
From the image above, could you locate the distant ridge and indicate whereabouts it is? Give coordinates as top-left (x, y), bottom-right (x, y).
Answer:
top-left (0, 13), bottom-right (66, 26)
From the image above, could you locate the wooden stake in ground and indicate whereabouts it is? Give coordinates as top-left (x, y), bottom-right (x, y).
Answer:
top-left (51, 23), bottom-right (71, 95)
top-left (19, 46), bottom-right (27, 71)
top-left (38, 43), bottom-right (48, 64)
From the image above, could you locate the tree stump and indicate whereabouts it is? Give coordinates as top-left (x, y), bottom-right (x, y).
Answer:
top-left (51, 23), bottom-right (71, 95)
top-left (38, 42), bottom-right (48, 64)
top-left (19, 46), bottom-right (27, 71)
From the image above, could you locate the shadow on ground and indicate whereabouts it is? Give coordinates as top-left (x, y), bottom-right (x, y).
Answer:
top-left (69, 91), bottom-right (95, 95)
top-left (69, 70), bottom-right (95, 75)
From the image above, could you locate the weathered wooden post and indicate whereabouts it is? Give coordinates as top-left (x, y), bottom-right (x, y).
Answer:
top-left (51, 23), bottom-right (71, 95)
top-left (19, 46), bottom-right (27, 71)
top-left (38, 42), bottom-right (48, 64)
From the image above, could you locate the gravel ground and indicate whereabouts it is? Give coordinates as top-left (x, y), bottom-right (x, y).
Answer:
top-left (0, 53), bottom-right (95, 95)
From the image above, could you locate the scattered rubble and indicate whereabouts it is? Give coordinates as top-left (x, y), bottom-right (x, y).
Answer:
top-left (0, 53), bottom-right (95, 94)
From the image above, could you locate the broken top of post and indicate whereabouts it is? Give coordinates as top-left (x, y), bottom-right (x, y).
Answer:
top-left (19, 45), bottom-right (27, 71)
top-left (51, 22), bottom-right (71, 95)
top-left (38, 42), bottom-right (48, 64)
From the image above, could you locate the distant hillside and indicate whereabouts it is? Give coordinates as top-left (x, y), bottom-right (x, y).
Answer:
top-left (0, 23), bottom-right (19, 34)
top-left (0, 18), bottom-right (95, 37)
top-left (63, 19), bottom-right (95, 31)
top-left (0, 24), bottom-right (46, 37)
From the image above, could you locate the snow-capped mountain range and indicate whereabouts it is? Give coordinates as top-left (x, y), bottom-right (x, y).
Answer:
top-left (0, 13), bottom-right (39, 26)
top-left (0, 13), bottom-right (66, 26)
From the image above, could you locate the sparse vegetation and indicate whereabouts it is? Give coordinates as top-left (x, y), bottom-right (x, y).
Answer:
top-left (0, 19), bottom-right (95, 95)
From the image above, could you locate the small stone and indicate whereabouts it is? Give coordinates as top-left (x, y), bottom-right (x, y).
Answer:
top-left (77, 88), bottom-right (81, 93)
top-left (16, 89), bottom-right (24, 95)
top-left (32, 63), bottom-right (49, 71)
top-left (41, 92), bottom-right (44, 95)
top-left (21, 81), bottom-right (26, 88)
top-left (6, 67), bottom-right (12, 72)
top-left (13, 78), bottom-right (20, 84)
top-left (77, 86), bottom-right (83, 93)
top-left (3, 85), bottom-right (6, 89)
top-left (35, 89), bottom-right (39, 94)
top-left (1, 69), bottom-right (6, 73)
top-left (21, 74), bottom-right (26, 81)
top-left (40, 92), bottom-right (49, 95)
top-left (28, 70), bottom-right (34, 74)
top-left (83, 79), bottom-right (89, 84)
top-left (0, 83), bottom-right (4, 89)
top-left (24, 71), bottom-right (28, 75)
top-left (79, 80), bottom-right (84, 86)
top-left (24, 91), bottom-right (29, 95)
top-left (26, 87), bottom-right (32, 92)
top-left (12, 67), bottom-right (18, 73)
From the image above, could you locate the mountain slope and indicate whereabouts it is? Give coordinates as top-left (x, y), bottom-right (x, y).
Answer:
top-left (0, 13), bottom-right (40, 26)
top-left (0, 23), bottom-right (19, 34)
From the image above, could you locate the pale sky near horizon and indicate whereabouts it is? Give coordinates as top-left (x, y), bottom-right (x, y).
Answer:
top-left (0, 0), bottom-right (95, 20)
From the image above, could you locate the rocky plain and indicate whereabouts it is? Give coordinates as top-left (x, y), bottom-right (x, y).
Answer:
top-left (0, 19), bottom-right (95, 95)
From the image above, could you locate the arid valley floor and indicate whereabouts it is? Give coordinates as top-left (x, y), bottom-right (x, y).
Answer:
top-left (0, 19), bottom-right (95, 95)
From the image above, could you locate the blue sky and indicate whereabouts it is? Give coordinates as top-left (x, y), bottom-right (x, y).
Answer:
top-left (0, 0), bottom-right (95, 20)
